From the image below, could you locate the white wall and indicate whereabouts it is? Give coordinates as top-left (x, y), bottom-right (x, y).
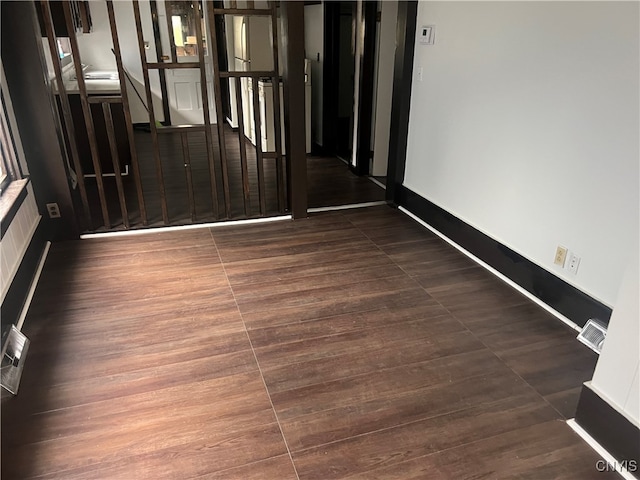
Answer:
top-left (404, 1), bottom-right (639, 307)
top-left (371, 0), bottom-right (397, 177)
top-left (76, 0), bottom-right (117, 71)
top-left (590, 245), bottom-right (639, 426)
top-left (304, 3), bottom-right (324, 147)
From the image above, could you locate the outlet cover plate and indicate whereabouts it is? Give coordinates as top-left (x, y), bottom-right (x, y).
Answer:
top-left (568, 252), bottom-right (580, 274)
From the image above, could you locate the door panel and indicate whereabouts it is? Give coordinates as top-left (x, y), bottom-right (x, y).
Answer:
top-left (159, 0), bottom-right (215, 125)
top-left (174, 81), bottom-right (194, 110)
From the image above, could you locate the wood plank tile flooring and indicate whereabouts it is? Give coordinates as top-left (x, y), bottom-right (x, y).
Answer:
top-left (2, 205), bottom-right (616, 479)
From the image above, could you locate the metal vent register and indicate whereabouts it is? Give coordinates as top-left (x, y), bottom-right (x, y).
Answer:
top-left (577, 319), bottom-right (607, 355)
top-left (1, 326), bottom-right (30, 395)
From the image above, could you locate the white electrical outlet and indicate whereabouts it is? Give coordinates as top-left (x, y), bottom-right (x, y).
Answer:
top-left (568, 252), bottom-right (580, 274)
top-left (46, 203), bottom-right (61, 219)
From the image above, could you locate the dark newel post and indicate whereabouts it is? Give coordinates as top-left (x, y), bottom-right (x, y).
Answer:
top-left (280, 1), bottom-right (307, 219)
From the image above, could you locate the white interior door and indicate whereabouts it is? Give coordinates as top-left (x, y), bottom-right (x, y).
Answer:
top-left (157, 1), bottom-right (215, 126)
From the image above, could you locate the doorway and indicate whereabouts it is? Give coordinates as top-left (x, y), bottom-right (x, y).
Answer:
top-left (323, 1), bottom-right (355, 163)
top-left (334, 2), bottom-right (356, 162)
top-left (305, 0), bottom-right (385, 210)
top-left (323, 0), bottom-right (378, 175)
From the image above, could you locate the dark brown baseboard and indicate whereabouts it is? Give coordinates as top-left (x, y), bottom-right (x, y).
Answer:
top-left (397, 186), bottom-right (612, 327)
top-left (575, 383), bottom-right (640, 474)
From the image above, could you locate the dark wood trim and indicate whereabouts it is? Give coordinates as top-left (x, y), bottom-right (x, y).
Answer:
top-left (211, 8), bottom-right (272, 16)
top-left (193, 0), bottom-right (225, 219)
top-left (354, 0), bottom-right (378, 176)
top-left (397, 185), bottom-right (612, 327)
top-left (132, 0), bottom-right (169, 225)
top-left (180, 131), bottom-right (196, 222)
top-left (205, 0), bottom-right (230, 220)
top-left (321, 1), bottom-right (339, 155)
top-left (575, 383), bottom-right (640, 469)
top-left (252, 80), bottom-right (267, 215)
top-left (149, 0), bottom-right (171, 126)
top-left (281, 1), bottom-right (307, 219)
top-left (270, 1), bottom-right (285, 213)
top-left (86, 96), bottom-right (122, 104)
top-left (212, 1), bottom-right (231, 122)
top-left (233, 77), bottom-right (251, 217)
top-left (102, 102), bottom-right (130, 228)
top-left (106, 0), bottom-right (148, 226)
top-left (0, 220), bottom-right (46, 333)
top-left (64, 1), bottom-right (111, 229)
top-left (147, 62), bottom-right (201, 70)
top-left (386, 0), bottom-right (418, 204)
top-left (219, 71), bottom-right (276, 79)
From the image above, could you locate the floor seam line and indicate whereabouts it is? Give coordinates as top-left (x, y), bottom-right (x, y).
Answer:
top-left (338, 417), bottom-right (567, 480)
top-left (290, 391), bottom-right (560, 456)
top-left (208, 228), bottom-right (301, 480)
top-left (341, 212), bottom-right (565, 419)
top-left (264, 342), bottom-right (487, 399)
top-left (432, 295), bottom-right (570, 420)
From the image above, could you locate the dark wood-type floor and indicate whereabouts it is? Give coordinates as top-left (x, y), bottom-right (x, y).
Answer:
top-left (2, 205), bottom-right (616, 479)
top-left (84, 126), bottom-right (384, 232)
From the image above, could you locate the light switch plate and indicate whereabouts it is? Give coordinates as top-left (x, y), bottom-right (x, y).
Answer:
top-left (419, 25), bottom-right (435, 45)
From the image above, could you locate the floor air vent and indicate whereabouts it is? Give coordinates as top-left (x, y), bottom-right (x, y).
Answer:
top-left (1, 326), bottom-right (30, 395)
top-left (577, 319), bottom-right (607, 355)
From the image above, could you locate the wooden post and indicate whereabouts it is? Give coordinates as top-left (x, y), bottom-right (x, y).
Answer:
top-left (386, 1), bottom-right (418, 205)
top-left (354, 0), bottom-right (378, 176)
top-left (280, 1), bottom-right (307, 219)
